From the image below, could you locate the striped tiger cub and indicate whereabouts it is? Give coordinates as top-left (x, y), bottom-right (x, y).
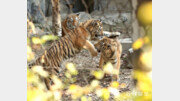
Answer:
top-left (94, 37), bottom-right (122, 80)
top-left (29, 27), bottom-right (98, 68)
top-left (62, 17), bottom-right (104, 40)
top-left (62, 13), bottom-right (80, 37)
top-left (80, 19), bottom-right (103, 40)
top-left (28, 15), bottom-right (98, 89)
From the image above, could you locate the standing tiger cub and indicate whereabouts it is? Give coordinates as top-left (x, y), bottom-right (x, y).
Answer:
top-left (94, 37), bottom-right (122, 80)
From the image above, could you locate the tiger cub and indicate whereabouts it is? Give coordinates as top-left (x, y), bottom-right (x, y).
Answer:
top-left (29, 14), bottom-right (98, 90)
top-left (94, 37), bottom-right (122, 80)
top-left (79, 19), bottom-right (103, 40)
top-left (62, 13), bottom-right (80, 37)
top-left (62, 16), bottom-right (104, 40)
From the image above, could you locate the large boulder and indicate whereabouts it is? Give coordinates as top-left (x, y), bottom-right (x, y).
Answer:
top-left (90, 9), bottom-right (132, 38)
top-left (27, 0), bottom-right (69, 24)
top-left (45, 0), bottom-right (69, 17)
top-left (93, 0), bottom-right (132, 12)
top-left (27, 0), bottom-right (46, 23)
top-left (78, 12), bottom-right (92, 23)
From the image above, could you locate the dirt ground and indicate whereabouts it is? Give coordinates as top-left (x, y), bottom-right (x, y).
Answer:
top-left (31, 38), bottom-right (135, 100)
top-left (60, 50), bottom-right (135, 100)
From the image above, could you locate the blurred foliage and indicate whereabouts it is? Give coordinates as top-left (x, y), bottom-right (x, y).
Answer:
top-left (27, 19), bottom-right (36, 34)
top-left (137, 1), bottom-right (152, 26)
top-left (27, 1), bottom-right (152, 100)
top-left (27, 45), bottom-right (34, 62)
top-left (31, 35), bottom-right (59, 45)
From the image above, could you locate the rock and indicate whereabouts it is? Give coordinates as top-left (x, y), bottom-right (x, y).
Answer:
top-left (61, 13), bottom-right (68, 21)
top-left (93, 0), bottom-right (99, 11)
top-left (93, 0), bottom-right (132, 12)
top-left (27, 0), bottom-right (31, 19)
top-left (108, 0), bottom-right (118, 11)
top-left (120, 12), bottom-right (132, 26)
top-left (91, 11), bottom-right (106, 22)
top-left (95, 0), bottom-right (108, 11)
top-left (104, 11), bottom-right (119, 20)
top-left (103, 31), bottom-right (121, 38)
top-left (35, 27), bottom-right (45, 35)
top-left (60, 2), bottom-right (69, 14)
top-left (27, 0), bottom-right (46, 23)
top-left (78, 12), bottom-right (92, 23)
top-left (45, 0), bottom-right (69, 17)
top-left (28, 0), bottom-right (69, 23)
top-left (90, 9), bottom-right (132, 40)
top-left (91, 10), bottom-right (103, 16)
top-left (45, 0), bottom-right (52, 16)
top-left (102, 23), bottom-right (110, 31)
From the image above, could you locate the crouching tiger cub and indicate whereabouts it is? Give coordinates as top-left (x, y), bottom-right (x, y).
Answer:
top-left (80, 19), bottom-right (103, 40)
top-left (62, 16), bottom-right (104, 40)
top-left (94, 37), bottom-right (122, 80)
top-left (29, 14), bottom-right (98, 90)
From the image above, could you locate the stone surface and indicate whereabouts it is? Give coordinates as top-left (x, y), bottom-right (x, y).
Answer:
top-left (78, 12), bottom-right (92, 23)
top-left (27, 0), bottom-right (46, 23)
top-left (28, 0), bottom-right (69, 23)
top-left (91, 10), bottom-right (131, 37)
top-left (27, 0), bottom-right (133, 40)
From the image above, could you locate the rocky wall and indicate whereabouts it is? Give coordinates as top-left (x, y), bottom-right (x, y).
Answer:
top-left (27, 0), bottom-right (134, 39)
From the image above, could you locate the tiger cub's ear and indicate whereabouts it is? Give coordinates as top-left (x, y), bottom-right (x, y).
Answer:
top-left (98, 19), bottom-right (102, 23)
top-left (76, 13), bottom-right (80, 16)
top-left (92, 20), bottom-right (98, 26)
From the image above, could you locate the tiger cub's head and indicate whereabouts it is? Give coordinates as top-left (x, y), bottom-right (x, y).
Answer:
top-left (85, 19), bottom-right (103, 40)
top-left (65, 13), bottom-right (80, 29)
top-left (95, 37), bottom-right (118, 58)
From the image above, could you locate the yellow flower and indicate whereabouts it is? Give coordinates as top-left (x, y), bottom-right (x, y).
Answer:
top-left (27, 20), bottom-right (36, 34)
top-left (51, 75), bottom-right (63, 90)
top-left (137, 1), bottom-right (152, 25)
top-left (133, 38), bottom-right (144, 50)
top-left (32, 66), bottom-right (49, 78)
top-left (67, 84), bottom-right (83, 99)
top-left (32, 37), bottom-right (42, 44)
top-left (93, 70), bottom-right (104, 80)
top-left (66, 63), bottom-right (78, 75)
top-left (103, 62), bottom-right (113, 74)
top-left (110, 81), bottom-right (119, 88)
top-left (81, 96), bottom-right (87, 101)
top-left (91, 80), bottom-right (100, 88)
top-left (102, 88), bottom-right (110, 100)
top-left (140, 48), bottom-right (152, 69)
top-left (96, 88), bottom-right (110, 100)
top-left (27, 45), bottom-right (34, 61)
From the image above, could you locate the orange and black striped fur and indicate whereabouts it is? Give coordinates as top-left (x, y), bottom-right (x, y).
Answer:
top-left (79, 19), bottom-right (103, 40)
top-left (29, 14), bottom-right (98, 89)
top-left (30, 27), bottom-right (98, 68)
top-left (94, 37), bottom-right (122, 80)
top-left (62, 17), bottom-right (104, 40)
top-left (62, 13), bottom-right (80, 37)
